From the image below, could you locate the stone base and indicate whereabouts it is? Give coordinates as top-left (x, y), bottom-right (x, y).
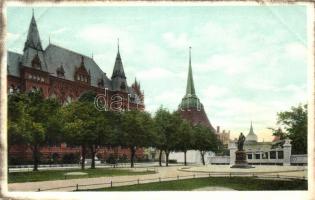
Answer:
top-left (230, 150), bottom-right (254, 169)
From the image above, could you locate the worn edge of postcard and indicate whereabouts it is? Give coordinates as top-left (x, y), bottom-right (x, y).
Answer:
top-left (0, 1), bottom-right (314, 200)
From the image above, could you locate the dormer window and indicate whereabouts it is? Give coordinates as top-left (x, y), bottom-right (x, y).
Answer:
top-left (31, 54), bottom-right (41, 69)
top-left (120, 82), bottom-right (126, 90)
top-left (57, 65), bottom-right (65, 78)
top-left (74, 56), bottom-right (90, 84)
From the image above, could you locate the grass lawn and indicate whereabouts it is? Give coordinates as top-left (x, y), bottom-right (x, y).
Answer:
top-left (9, 168), bottom-right (156, 183)
top-left (86, 177), bottom-right (307, 191)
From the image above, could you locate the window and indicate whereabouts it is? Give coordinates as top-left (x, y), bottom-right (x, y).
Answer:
top-left (278, 151), bottom-right (284, 159)
top-left (262, 152), bottom-right (268, 159)
top-left (41, 77), bottom-right (45, 82)
top-left (255, 153), bottom-right (260, 159)
top-left (28, 74), bottom-right (32, 79)
top-left (247, 154), bottom-right (252, 159)
top-left (270, 151), bottom-right (276, 159)
top-left (77, 75), bottom-right (80, 80)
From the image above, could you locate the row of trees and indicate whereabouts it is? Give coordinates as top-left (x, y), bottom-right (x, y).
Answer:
top-left (8, 91), bottom-right (221, 171)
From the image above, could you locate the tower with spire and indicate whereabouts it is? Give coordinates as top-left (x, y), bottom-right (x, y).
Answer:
top-left (21, 10), bottom-right (47, 71)
top-left (111, 38), bottom-right (127, 91)
top-left (178, 47), bottom-right (215, 131)
top-left (245, 121), bottom-right (258, 144)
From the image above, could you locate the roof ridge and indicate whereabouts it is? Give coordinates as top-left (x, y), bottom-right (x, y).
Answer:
top-left (46, 43), bottom-right (108, 79)
top-left (46, 43), bottom-right (94, 61)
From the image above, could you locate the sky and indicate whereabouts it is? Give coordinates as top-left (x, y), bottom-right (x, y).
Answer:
top-left (6, 5), bottom-right (309, 141)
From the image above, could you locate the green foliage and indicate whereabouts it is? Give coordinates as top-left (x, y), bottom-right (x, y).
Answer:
top-left (273, 104), bottom-right (307, 154)
top-left (8, 91), bottom-right (62, 170)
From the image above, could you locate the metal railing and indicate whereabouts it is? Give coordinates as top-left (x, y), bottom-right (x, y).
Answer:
top-left (36, 171), bottom-right (307, 192)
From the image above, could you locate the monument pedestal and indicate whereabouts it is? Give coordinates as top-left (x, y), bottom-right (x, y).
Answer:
top-left (231, 150), bottom-right (254, 168)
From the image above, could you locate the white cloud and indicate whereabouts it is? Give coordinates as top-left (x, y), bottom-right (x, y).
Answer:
top-left (162, 32), bottom-right (191, 49)
top-left (195, 53), bottom-right (249, 76)
top-left (77, 24), bottom-right (135, 55)
top-left (137, 67), bottom-right (173, 80)
top-left (284, 42), bottom-right (306, 60)
top-left (7, 32), bottom-right (20, 41)
top-left (51, 28), bottom-right (68, 35)
top-left (202, 85), bottom-right (229, 101)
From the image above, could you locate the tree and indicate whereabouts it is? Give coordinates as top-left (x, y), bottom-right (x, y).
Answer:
top-left (153, 108), bottom-right (180, 166)
top-left (273, 104), bottom-right (307, 154)
top-left (62, 101), bottom-right (97, 170)
top-left (7, 91), bottom-right (61, 171)
top-left (192, 124), bottom-right (218, 165)
top-left (88, 111), bottom-right (115, 169)
top-left (153, 107), bottom-right (168, 166)
top-left (119, 110), bottom-right (154, 168)
top-left (175, 120), bottom-right (194, 166)
top-left (78, 91), bottom-right (114, 169)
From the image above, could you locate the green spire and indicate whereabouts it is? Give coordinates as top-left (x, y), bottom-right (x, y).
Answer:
top-left (186, 47), bottom-right (196, 96)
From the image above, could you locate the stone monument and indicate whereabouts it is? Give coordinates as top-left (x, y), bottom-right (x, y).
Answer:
top-left (231, 132), bottom-right (254, 168)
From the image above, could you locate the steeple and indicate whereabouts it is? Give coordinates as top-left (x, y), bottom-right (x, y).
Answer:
top-left (111, 38), bottom-right (126, 79)
top-left (249, 121), bottom-right (254, 135)
top-left (24, 10), bottom-right (43, 51)
top-left (245, 121), bottom-right (258, 143)
top-left (186, 47), bottom-right (196, 96)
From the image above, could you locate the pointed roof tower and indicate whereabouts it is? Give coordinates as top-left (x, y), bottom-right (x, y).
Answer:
top-left (111, 39), bottom-right (128, 91)
top-left (245, 121), bottom-right (258, 144)
top-left (24, 9), bottom-right (43, 51)
top-left (111, 38), bottom-right (126, 79)
top-left (178, 47), bottom-right (215, 131)
top-left (21, 10), bottom-right (47, 71)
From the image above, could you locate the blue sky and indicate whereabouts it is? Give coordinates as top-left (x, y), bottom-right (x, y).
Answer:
top-left (6, 5), bottom-right (308, 141)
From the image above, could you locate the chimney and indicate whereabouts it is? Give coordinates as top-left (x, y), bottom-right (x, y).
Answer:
top-left (216, 126), bottom-right (220, 134)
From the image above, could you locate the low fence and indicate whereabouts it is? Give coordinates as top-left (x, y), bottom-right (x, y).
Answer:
top-left (209, 154), bottom-right (308, 165)
top-left (9, 162), bottom-right (157, 172)
top-left (36, 171), bottom-right (307, 192)
top-left (209, 156), bottom-right (230, 164)
top-left (291, 155), bottom-right (307, 165)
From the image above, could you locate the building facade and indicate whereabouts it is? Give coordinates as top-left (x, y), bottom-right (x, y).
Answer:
top-left (7, 13), bottom-right (145, 164)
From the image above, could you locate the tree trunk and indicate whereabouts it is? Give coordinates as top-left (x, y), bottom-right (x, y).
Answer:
top-left (184, 150), bottom-right (187, 166)
top-left (32, 145), bottom-right (40, 171)
top-left (81, 145), bottom-right (86, 170)
top-left (130, 146), bottom-right (136, 168)
top-left (90, 145), bottom-right (96, 169)
top-left (158, 150), bottom-right (162, 167)
top-left (200, 151), bottom-right (205, 165)
top-left (165, 150), bottom-right (169, 167)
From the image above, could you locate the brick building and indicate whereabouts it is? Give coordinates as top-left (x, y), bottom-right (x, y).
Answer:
top-left (7, 13), bottom-right (145, 164)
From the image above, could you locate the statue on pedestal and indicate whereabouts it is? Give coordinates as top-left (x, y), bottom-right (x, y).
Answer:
top-left (231, 132), bottom-right (254, 168)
